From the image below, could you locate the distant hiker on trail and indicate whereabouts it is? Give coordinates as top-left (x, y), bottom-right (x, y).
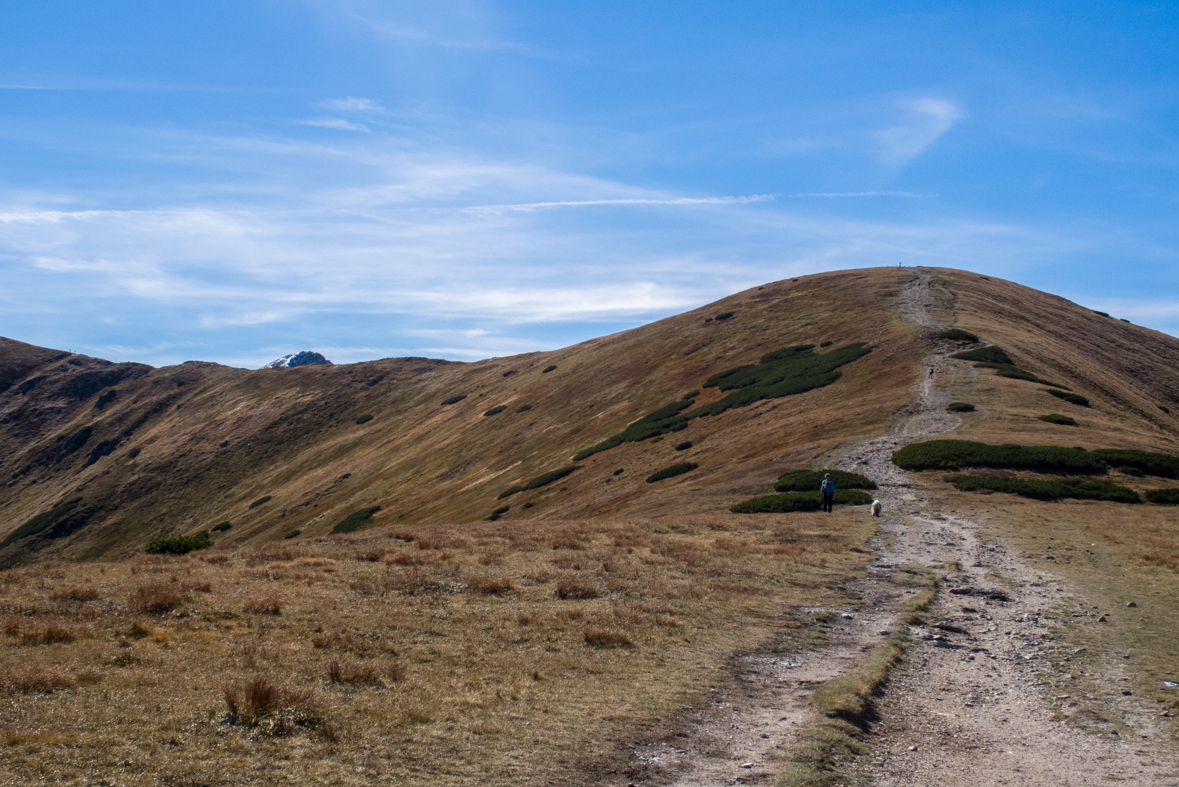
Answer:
top-left (820, 473), bottom-right (836, 513)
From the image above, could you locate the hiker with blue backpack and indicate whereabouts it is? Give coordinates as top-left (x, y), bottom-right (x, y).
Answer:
top-left (820, 473), bottom-right (835, 513)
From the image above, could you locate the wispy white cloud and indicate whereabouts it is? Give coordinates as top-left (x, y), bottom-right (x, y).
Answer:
top-left (872, 98), bottom-right (965, 167)
top-left (319, 97), bottom-right (383, 113)
top-left (301, 117), bottom-right (371, 132)
top-left (468, 194), bottom-right (775, 213)
top-left (789, 191), bottom-right (939, 198)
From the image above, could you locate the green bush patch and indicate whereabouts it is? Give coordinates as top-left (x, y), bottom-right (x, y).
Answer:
top-left (355, 414), bottom-right (373, 425)
top-left (542, 365), bottom-right (557, 374)
top-left (731, 489), bottom-right (874, 514)
top-left (947, 402), bottom-right (975, 413)
top-left (524, 466), bottom-right (580, 490)
top-left (331, 506), bottom-right (381, 535)
top-left (145, 534), bottom-right (213, 555)
top-left (892, 440), bottom-right (1108, 473)
top-left (1145, 489), bottom-right (1179, 505)
top-left (441, 395), bottom-right (466, 405)
top-left (819, 340), bottom-right (833, 347)
top-left (248, 496), bottom-right (272, 509)
top-left (497, 486), bottom-right (524, 500)
top-left (284, 530), bottom-right (301, 539)
top-left (774, 469), bottom-right (877, 493)
top-left (951, 345), bottom-right (1012, 365)
top-left (483, 406), bottom-right (506, 417)
top-left (1039, 413), bottom-right (1077, 426)
top-left (944, 475), bottom-right (1140, 504)
top-left (646, 462), bottom-right (698, 483)
top-left (938, 328), bottom-right (979, 342)
top-left (1088, 449), bottom-right (1179, 479)
top-left (0, 498), bottom-right (83, 549)
top-left (715, 311), bottom-right (735, 320)
top-left (574, 342), bottom-right (872, 461)
top-left (1047, 389), bottom-right (1090, 407)
top-left (212, 521), bottom-right (232, 532)
top-left (487, 506), bottom-right (509, 522)
top-left (515, 404), bottom-right (532, 413)
top-left (675, 441), bottom-right (693, 451)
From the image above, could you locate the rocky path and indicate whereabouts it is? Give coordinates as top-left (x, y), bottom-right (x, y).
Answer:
top-left (625, 270), bottom-right (1178, 786)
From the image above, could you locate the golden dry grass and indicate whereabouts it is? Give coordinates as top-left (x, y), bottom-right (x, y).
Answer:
top-left (0, 512), bottom-right (875, 786)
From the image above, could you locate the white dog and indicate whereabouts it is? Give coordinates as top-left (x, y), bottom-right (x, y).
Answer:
top-left (870, 500), bottom-right (882, 517)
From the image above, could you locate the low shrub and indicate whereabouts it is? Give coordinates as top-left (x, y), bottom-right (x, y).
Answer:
top-left (1094, 310), bottom-right (1110, 317)
top-left (938, 328), bottom-right (979, 342)
top-left (675, 441), bottom-right (693, 451)
top-left (487, 506), bottom-right (509, 522)
top-left (715, 311), bottom-right (735, 321)
top-left (284, 530), bottom-right (301, 539)
top-left (502, 370), bottom-right (517, 377)
top-left (497, 486), bottom-right (523, 500)
top-left (1089, 449), bottom-right (1179, 479)
top-left (516, 404), bottom-right (532, 413)
top-left (355, 414), bottom-right (373, 425)
top-left (248, 495), bottom-right (272, 509)
top-left (944, 474), bottom-right (1140, 504)
top-left (542, 365), bottom-right (557, 374)
top-left (1047, 389), bottom-right (1090, 407)
top-left (951, 345), bottom-right (1012, 365)
top-left (331, 506), bottom-right (381, 535)
top-left (947, 402), bottom-right (975, 412)
top-left (1039, 413), bottom-right (1077, 426)
top-left (975, 363), bottom-right (1064, 387)
top-left (1145, 489), bottom-right (1179, 505)
top-left (682, 389), bottom-right (700, 400)
top-left (774, 469), bottom-right (877, 492)
top-left (646, 462), bottom-right (698, 483)
top-left (613, 468), bottom-right (624, 476)
top-left (892, 440), bottom-right (1107, 473)
top-left (212, 521), bottom-right (232, 532)
top-left (441, 394), bottom-right (466, 405)
top-left (819, 340), bottom-right (834, 347)
top-left (1161, 405), bottom-right (1171, 414)
top-left (483, 406), bottom-right (506, 417)
top-left (523, 466), bottom-right (580, 490)
top-left (0, 498), bottom-right (83, 549)
top-left (731, 489), bottom-right (874, 514)
top-left (145, 534), bottom-right (213, 555)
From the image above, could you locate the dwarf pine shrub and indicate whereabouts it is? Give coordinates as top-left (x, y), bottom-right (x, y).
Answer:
top-left (355, 414), bottom-right (373, 425)
top-left (441, 394), bottom-right (466, 405)
top-left (1039, 414), bottom-right (1077, 426)
top-left (819, 340), bottom-right (834, 347)
top-left (675, 441), bottom-right (693, 451)
top-left (331, 506), bottom-right (381, 535)
top-left (1089, 449), bottom-right (1179, 479)
top-left (731, 489), bottom-right (874, 514)
top-left (1047, 389), bottom-right (1090, 407)
top-left (947, 402), bottom-right (975, 412)
top-left (483, 406), bottom-right (506, 417)
top-left (646, 462), bottom-right (698, 483)
top-left (497, 486), bottom-right (524, 500)
top-left (523, 466), bottom-right (580, 490)
top-left (1145, 489), bottom-right (1179, 505)
top-left (892, 440), bottom-right (1107, 473)
top-left (516, 404), bottom-right (532, 413)
top-left (715, 312), bottom-right (735, 320)
top-left (952, 345), bottom-right (1012, 365)
top-left (284, 530), bottom-right (301, 539)
top-left (938, 328), bottom-right (979, 342)
top-left (944, 475), bottom-right (1140, 504)
top-left (773, 469), bottom-right (877, 492)
top-left (542, 365), bottom-right (557, 374)
top-left (145, 534), bottom-right (213, 555)
top-left (212, 521), bottom-right (232, 532)
top-left (487, 506), bottom-right (509, 521)
top-left (248, 496), bottom-right (272, 509)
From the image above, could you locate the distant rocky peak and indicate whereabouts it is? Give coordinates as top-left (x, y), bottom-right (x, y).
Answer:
top-left (262, 351), bottom-right (333, 369)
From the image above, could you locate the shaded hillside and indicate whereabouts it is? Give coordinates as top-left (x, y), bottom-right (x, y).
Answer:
top-left (2, 266), bottom-right (1178, 567)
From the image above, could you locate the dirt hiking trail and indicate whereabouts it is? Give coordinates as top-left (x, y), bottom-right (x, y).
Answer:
top-left (624, 270), bottom-right (1178, 786)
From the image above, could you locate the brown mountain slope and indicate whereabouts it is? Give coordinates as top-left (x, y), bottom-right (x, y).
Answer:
top-left (1, 266), bottom-right (1177, 567)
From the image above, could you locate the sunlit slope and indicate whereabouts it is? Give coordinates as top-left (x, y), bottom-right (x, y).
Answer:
top-left (929, 268), bottom-right (1179, 453)
top-left (0, 269), bottom-right (918, 565)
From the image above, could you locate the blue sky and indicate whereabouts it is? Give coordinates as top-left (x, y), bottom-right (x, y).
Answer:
top-left (2, 1), bottom-right (1177, 368)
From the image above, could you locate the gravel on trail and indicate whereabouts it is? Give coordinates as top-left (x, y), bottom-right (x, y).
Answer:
top-left (624, 269), bottom-right (1178, 787)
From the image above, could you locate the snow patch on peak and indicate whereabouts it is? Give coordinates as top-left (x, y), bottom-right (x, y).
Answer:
top-left (262, 351), bottom-right (333, 369)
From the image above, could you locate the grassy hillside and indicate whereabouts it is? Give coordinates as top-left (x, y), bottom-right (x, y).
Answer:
top-left (0, 268), bottom-right (916, 566)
